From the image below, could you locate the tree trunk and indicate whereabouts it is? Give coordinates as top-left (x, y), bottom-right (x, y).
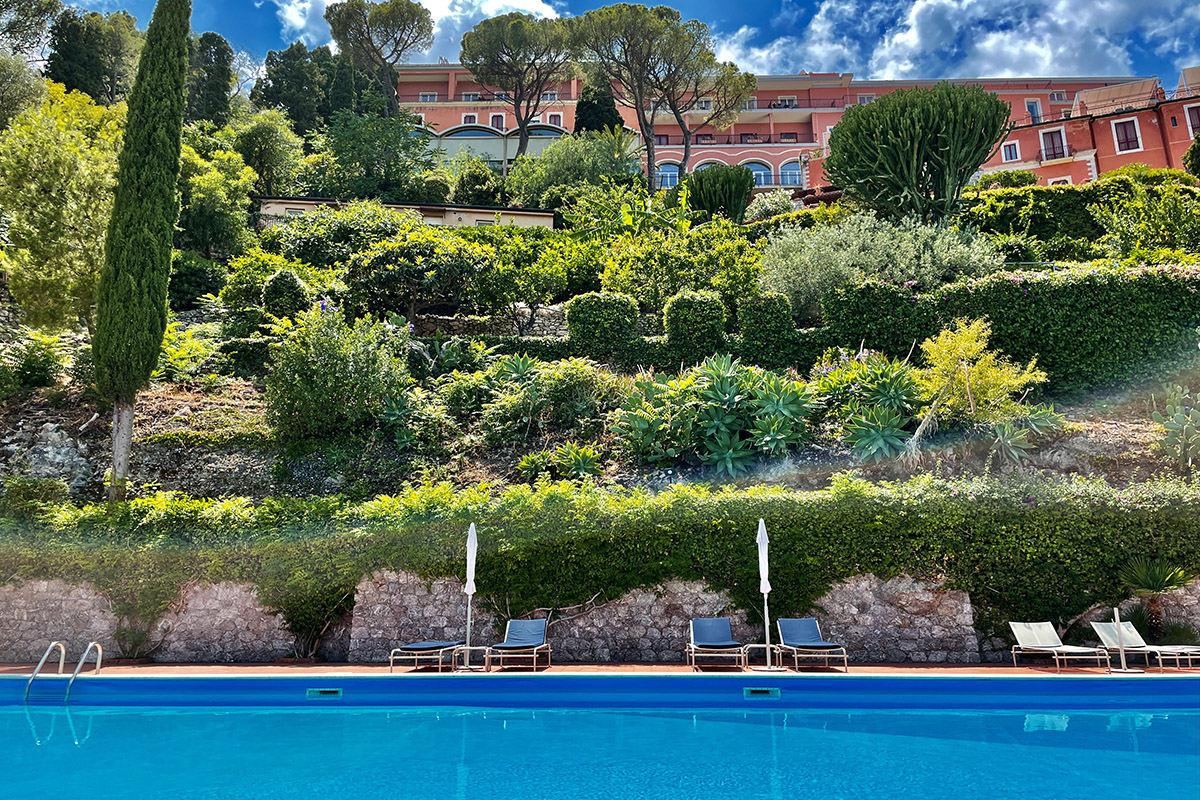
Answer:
top-left (515, 126), bottom-right (531, 160)
top-left (643, 125), bottom-right (657, 191)
top-left (1147, 596), bottom-right (1164, 642)
top-left (680, 130), bottom-right (693, 176)
top-left (109, 397), bottom-right (135, 502)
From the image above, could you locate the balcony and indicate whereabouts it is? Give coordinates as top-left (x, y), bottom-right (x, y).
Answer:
top-left (655, 170), bottom-right (807, 188)
top-left (1037, 144), bottom-right (1073, 162)
top-left (399, 91), bottom-right (576, 104)
top-left (652, 134), bottom-right (817, 147)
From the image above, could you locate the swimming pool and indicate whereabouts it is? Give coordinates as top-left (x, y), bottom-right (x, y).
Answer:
top-left (5, 675), bottom-right (1198, 800)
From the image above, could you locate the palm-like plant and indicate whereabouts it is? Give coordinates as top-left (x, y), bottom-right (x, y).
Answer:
top-left (1118, 558), bottom-right (1195, 642)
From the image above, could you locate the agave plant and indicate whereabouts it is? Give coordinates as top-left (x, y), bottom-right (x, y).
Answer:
top-left (990, 421), bottom-right (1034, 465)
top-left (750, 415), bottom-right (796, 459)
top-left (1118, 557), bottom-right (1196, 642)
top-left (700, 430), bottom-right (756, 476)
top-left (554, 441), bottom-right (602, 479)
top-left (517, 451), bottom-right (555, 481)
top-left (860, 359), bottom-right (922, 416)
top-left (844, 407), bottom-right (911, 462)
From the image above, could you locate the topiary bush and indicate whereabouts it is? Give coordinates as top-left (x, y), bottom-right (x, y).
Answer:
top-left (738, 292), bottom-right (795, 366)
top-left (265, 305), bottom-right (409, 442)
top-left (564, 291), bottom-right (638, 355)
top-left (741, 202), bottom-right (848, 242)
top-left (261, 269), bottom-right (311, 319)
top-left (962, 176), bottom-right (1159, 241)
top-left (168, 250), bottom-right (227, 311)
top-left (664, 289), bottom-right (726, 355)
top-left (824, 264), bottom-right (1200, 393)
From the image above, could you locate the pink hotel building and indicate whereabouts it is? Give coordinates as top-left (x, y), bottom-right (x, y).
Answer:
top-left (397, 64), bottom-right (1200, 193)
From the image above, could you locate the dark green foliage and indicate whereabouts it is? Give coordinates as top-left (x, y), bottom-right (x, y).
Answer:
top-left (565, 291), bottom-right (638, 354)
top-left (1184, 136), bottom-right (1200, 177)
top-left (452, 158), bottom-right (505, 206)
top-left (263, 201), bottom-right (419, 270)
top-left (8, 330), bottom-right (64, 388)
top-left (44, 8), bottom-right (103, 100)
top-left (988, 233), bottom-right (1043, 263)
top-left (823, 264), bottom-right (1200, 393)
top-left (251, 42), bottom-right (329, 138)
top-left (186, 31), bottom-right (234, 127)
top-left (826, 83), bottom-right (1011, 221)
top-left (962, 176), bottom-right (1152, 241)
top-left (265, 305), bottom-right (409, 442)
top-left (574, 70), bottom-right (622, 133)
top-left (740, 206), bottom-right (825, 242)
top-left (94, 0), bottom-right (191, 404)
top-left (738, 292), bottom-right (794, 366)
top-left (0, 476), bottom-right (70, 517)
top-left (218, 337), bottom-right (272, 377)
top-left (664, 289), bottom-right (725, 355)
top-left (972, 170), bottom-right (1039, 190)
top-left (168, 250), bottom-right (226, 311)
top-left (261, 269), bottom-right (311, 319)
top-left (686, 164), bottom-right (754, 223)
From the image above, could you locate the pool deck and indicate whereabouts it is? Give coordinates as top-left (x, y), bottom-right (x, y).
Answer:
top-left (0, 661), bottom-right (1156, 677)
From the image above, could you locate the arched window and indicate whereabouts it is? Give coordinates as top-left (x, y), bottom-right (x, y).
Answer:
top-left (780, 161), bottom-right (804, 186)
top-left (744, 161), bottom-right (772, 186)
top-left (656, 163), bottom-right (680, 188)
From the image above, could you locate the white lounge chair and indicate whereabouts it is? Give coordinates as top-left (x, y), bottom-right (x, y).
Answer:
top-left (1009, 621), bottom-right (1110, 672)
top-left (1090, 621), bottom-right (1200, 672)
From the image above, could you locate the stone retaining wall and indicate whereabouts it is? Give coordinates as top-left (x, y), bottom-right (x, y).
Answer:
top-left (5, 572), bottom-right (1197, 664)
top-left (412, 305), bottom-right (662, 339)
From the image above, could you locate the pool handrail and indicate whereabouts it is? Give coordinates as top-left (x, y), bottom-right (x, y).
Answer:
top-left (23, 641), bottom-right (67, 702)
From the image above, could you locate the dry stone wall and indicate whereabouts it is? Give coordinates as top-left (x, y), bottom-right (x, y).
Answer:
top-left (10, 571), bottom-right (1199, 665)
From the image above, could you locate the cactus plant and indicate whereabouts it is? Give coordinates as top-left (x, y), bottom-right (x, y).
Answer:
top-left (1152, 384), bottom-right (1200, 471)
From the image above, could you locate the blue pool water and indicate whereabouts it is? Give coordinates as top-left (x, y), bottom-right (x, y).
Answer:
top-left (3, 676), bottom-right (1198, 799)
top-left (5, 705), bottom-right (1198, 799)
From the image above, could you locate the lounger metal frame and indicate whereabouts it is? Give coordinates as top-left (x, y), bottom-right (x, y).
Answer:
top-left (484, 620), bottom-right (552, 671)
top-left (388, 644), bottom-right (461, 673)
top-left (1090, 621), bottom-right (1200, 672)
top-left (773, 619), bottom-right (849, 672)
top-left (686, 619), bottom-right (747, 671)
top-left (1009, 644), bottom-right (1110, 672)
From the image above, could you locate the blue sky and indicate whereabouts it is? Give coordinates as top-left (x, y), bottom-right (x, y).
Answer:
top-left (81, 0), bottom-right (1199, 82)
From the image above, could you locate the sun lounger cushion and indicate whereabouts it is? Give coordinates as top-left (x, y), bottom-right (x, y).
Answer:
top-left (691, 618), bottom-right (741, 647)
top-left (778, 618), bottom-right (842, 649)
top-left (492, 619), bottom-right (547, 650)
top-left (396, 640), bottom-right (464, 652)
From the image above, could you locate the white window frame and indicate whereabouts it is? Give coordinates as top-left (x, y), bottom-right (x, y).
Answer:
top-left (461, 113), bottom-right (477, 125)
top-left (697, 98), bottom-right (713, 110)
top-left (418, 91), bottom-right (438, 102)
top-left (1039, 126), bottom-right (1068, 160)
top-left (530, 114), bottom-right (542, 124)
top-left (1001, 141), bottom-right (1021, 162)
top-left (857, 93), bottom-right (875, 105)
top-left (742, 98), bottom-right (757, 110)
top-left (776, 95), bottom-right (796, 108)
top-left (1025, 98), bottom-right (1043, 122)
top-left (414, 113), bottom-right (425, 124)
top-left (1048, 177), bottom-right (1072, 186)
top-left (1049, 90), bottom-right (1067, 102)
top-left (490, 114), bottom-right (505, 130)
top-left (548, 113), bottom-right (562, 127)
top-left (1184, 103), bottom-right (1200, 138)
top-left (1110, 116), bottom-right (1143, 154)
top-left (541, 90), bottom-right (558, 102)
top-left (284, 208), bottom-right (305, 216)
top-left (460, 91), bottom-right (481, 102)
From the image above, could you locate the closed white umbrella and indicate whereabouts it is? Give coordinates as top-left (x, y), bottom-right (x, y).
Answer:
top-left (463, 524), bottom-right (478, 669)
top-left (1111, 606), bottom-right (1143, 674)
top-left (757, 519), bottom-right (773, 662)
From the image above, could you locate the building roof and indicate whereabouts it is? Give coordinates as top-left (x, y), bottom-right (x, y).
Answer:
top-left (252, 196), bottom-right (554, 215)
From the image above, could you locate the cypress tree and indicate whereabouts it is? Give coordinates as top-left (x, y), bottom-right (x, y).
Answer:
top-left (93, 0), bottom-right (192, 501)
top-left (574, 69), bottom-right (623, 134)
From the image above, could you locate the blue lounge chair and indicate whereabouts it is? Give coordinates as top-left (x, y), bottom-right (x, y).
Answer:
top-left (389, 640), bottom-right (464, 672)
top-left (775, 618), bottom-right (848, 671)
top-left (485, 619), bottom-right (551, 671)
top-left (686, 618), bottom-right (746, 670)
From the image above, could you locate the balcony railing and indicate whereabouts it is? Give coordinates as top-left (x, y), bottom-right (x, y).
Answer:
top-left (1037, 144), bottom-right (1073, 162)
top-left (652, 134), bottom-right (818, 146)
top-left (656, 170), bottom-right (807, 188)
top-left (400, 91), bottom-right (576, 103)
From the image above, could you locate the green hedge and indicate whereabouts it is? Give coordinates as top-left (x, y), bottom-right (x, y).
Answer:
top-left (665, 290), bottom-right (726, 354)
top-left (823, 264), bottom-right (1200, 392)
top-left (6, 475), bottom-right (1200, 653)
top-left (565, 292), bottom-right (639, 355)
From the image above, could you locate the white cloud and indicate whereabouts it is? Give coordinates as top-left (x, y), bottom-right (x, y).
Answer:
top-left (714, 0), bottom-right (1199, 79)
top-left (265, 0), bottom-right (559, 61)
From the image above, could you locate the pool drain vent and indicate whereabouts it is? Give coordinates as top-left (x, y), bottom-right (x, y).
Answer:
top-left (306, 688), bottom-right (343, 699)
top-left (743, 687), bottom-right (781, 699)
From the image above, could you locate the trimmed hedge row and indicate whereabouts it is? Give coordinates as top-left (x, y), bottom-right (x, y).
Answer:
top-left (823, 264), bottom-right (1200, 392)
top-left (5, 475), bottom-right (1200, 654)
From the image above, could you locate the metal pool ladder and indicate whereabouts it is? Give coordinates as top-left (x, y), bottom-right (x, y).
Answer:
top-left (64, 642), bottom-right (103, 703)
top-left (24, 641), bottom-right (103, 703)
top-left (23, 641), bottom-right (67, 702)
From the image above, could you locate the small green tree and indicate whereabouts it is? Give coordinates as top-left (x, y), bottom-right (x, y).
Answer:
top-left (686, 164), bottom-right (754, 223)
top-left (186, 31), bottom-right (234, 126)
top-left (0, 50), bottom-right (46, 128)
top-left (573, 69), bottom-right (622, 133)
top-left (0, 82), bottom-right (123, 332)
top-left (346, 227), bottom-right (493, 319)
top-left (1183, 135), bottom-right (1200, 177)
top-left (451, 156), bottom-right (504, 206)
top-left (231, 110), bottom-right (304, 196)
top-left (1119, 558), bottom-right (1194, 642)
top-left (177, 142), bottom-right (255, 258)
top-left (93, 0), bottom-right (191, 501)
top-left (825, 82), bottom-right (1011, 221)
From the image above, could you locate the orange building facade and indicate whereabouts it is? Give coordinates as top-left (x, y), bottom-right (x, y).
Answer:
top-left (396, 64), bottom-right (1200, 191)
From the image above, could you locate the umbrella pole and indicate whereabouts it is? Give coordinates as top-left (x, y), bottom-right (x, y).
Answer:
top-left (464, 595), bottom-right (473, 668)
top-left (763, 594), bottom-right (771, 666)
